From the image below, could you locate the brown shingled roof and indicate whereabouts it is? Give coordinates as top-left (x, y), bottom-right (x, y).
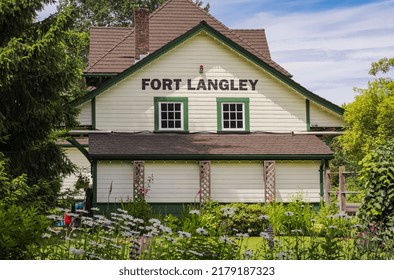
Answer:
top-left (85, 0), bottom-right (290, 76)
top-left (89, 133), bottom-right (333, 159)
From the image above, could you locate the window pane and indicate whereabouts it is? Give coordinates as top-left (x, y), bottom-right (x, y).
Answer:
top-left (237, 104), bottom-right (243, 111)
top-left (169, 121), bottom-right (174, 128)
top-left (223, 104), bottom-right (229, 111)
top-left (175, 121), bottom-right (181, 128)
top-left (237, 121), bottom-right (243, 128)
top-left (230, 121), bottom-right (236, 128)
top-left (161, 112), bottom-right (167, 119)
top-left (230, 112), bottom-right (236, 119)
top-left (223, 112), bottom-right (229, 120)
top-left (237, 112), bottom-right (243, 120)
top-left (230, 104), bottom-right (236, 111)
top-left (175, 103), bottom-right (181, 111)
top-left (175, 112), bottom-right (181, 119)
top-left (161, 103), bottom-right (167, 111)
top-left (168, 112), bottom-right (174, 119)
top-left (161, 121), bottom-right (167, 128)
top-left (224, 121), bottom-right (229, 128)
top-left (168, 103), bottom-right (174, 111)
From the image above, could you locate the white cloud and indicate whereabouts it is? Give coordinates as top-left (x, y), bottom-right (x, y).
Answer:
top-left (212, 0), bottom-right (394, 105)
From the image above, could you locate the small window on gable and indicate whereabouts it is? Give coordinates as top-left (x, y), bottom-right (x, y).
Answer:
top-left (154, 97), bottom-right (188, 132)
top-left (217, 98), bottom-right (250, 132)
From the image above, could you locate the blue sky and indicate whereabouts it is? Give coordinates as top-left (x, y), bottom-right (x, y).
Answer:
top-left (39, 0), bottom-right (394, 105)
top-left (208, 0), bottom-right (394, 105)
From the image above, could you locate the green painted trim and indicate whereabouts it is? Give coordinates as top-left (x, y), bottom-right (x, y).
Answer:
top-left (154, 97), bottom-right (189, 132)
top-left (92, 160), bottom-right (98, 204)
top-left (71, 21), bottom-right (344, 116)
top-left (319, 160), bottom-right (324, 201)
top-left (91, 154), bottom-right (333, 160)
top-left (59, 143), bottom-right (89, 148)
top-left (91, 97), bottom-right (96, 129)
top-left (306, 99), bottom-right (311, 131)
top-left (66, 138), bottom-right (90, 161)
top-left (216, 97), bottom-right (250, 132)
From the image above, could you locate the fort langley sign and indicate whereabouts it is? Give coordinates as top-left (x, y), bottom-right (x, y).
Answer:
top-left (142, 78), bottom-right (259, 91)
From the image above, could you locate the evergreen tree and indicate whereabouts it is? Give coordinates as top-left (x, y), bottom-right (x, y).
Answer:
top-left (0, 1), bottom-right (86, 209)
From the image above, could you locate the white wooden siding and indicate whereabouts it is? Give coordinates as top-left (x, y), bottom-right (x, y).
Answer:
top-left (276, 161), bottom-right (321, 202)
top-left (95, 32), bottom-right (311, 133)
top-left (77, 101), bottom-right (92, 126)
top-left (310, 102), bottom-right (346, 128)
top-left (96, 161), bottom-right (133, 203)
top-left (62, 148), bottom-right (91, 196)
top-left (211, 161), bottom-right (265, 203)
top-left (145, 161), bottom-right (200, 203)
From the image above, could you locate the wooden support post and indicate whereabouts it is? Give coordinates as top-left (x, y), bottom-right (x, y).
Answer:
top-left (339, 166), bottom-right (346, 212)
top-left (324, 168), bottom-right (331, 205)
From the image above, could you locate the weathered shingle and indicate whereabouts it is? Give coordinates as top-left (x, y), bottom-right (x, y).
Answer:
top-left (89, 133), bottom-right (333, 159)
top-left (85, 0), bottom-right (290, 76)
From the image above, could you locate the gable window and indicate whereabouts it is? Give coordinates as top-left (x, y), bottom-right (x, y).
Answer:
top-left (154, 97), bottom-right (188, 132)
top-left (217, 98), bottom-right (250, 132)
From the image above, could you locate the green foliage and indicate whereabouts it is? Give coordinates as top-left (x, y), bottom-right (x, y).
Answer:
top-left (0, 201), bottom-right (50, 259)
top-left (339, 57), bottom-right (394, 162)
top-left (358, 140), bottom-right (394, 231)
top-left (0, 1), bottom-right (86, 208)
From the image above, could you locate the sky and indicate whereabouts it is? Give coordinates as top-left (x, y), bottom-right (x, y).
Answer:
top-left (38, 0), bottom-right (394, 106)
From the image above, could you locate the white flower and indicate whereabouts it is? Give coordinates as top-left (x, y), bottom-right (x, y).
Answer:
top-left (46, 214), bottom-right (61, 221)
top-left (220, 236), bottom-right (233, 244)
top-left (178, 231), bottom-right (192, 238)
top-left (284, 211), bottom-right (294, 217)
top-left (189, 209), bottom-right (200, 215)
top-left (69, 248), bottom-right (85, 256)
top-left (259, 232), bottom-right (270, 239)
top-left (159, 225), bottom-right (173, 235)
top-left (90, 207), bottom-right (100, 212)
top-left (291, 229), bottom-right (303, 234)
top-left (134, 218), bottom-right (144, 224)
top-left (310, 219), bottom-right (317, 223)
top-left (149, 218), bottom-right (161, 225)
top-left (76, 209), bottom-right (89, 214)
top-left (259, 215), bottom-right (269, 220)
top-left (245, 249), bottom-right (253, 259)
top-left (196, 227), bottom-right (208, 235)
top-left (328, 225), bottom-right (338, 229)
top-left (236, 233), bottom-right (249, 237)
top-left (42, 233), bottom-right (51, 238)
top-left (221, 207), bottom-right (236, 217)
top-left (277, 252), bottom-right (287, 259)
top-left (117, 208), bottom-right (128, 214)
top-left (188, 250), bottom-right (204, 257)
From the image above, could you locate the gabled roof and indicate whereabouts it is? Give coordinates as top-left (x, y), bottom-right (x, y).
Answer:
top-left (85, 0), bottom-right (288, 76)
top-left (74, 20), bottom-right (344, 116)
top-left (89, 133), bottom-right (333, 160)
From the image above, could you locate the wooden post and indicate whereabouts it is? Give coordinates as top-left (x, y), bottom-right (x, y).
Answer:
top-left (339, 166), bottom-right (346, 212)
top-left (264, 161), bottom-right (276, 202)
top-left (199, 161), bottom-right (211, 205)
top-left (324, 168), bottom-right (331, 205)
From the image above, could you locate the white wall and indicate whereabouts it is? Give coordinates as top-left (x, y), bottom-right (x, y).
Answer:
top-left (96, 161), bottom-right (133, 203)
top-left (211, 161), bottom-right (265, 203)
top-left (276, 161), bottom-right (321, 202)
top-left (77, 100), bottom-right (92, 126)
top-left (310, 101), bottom-right (346, 128)
top-left (95, 32), bottom-right (315, 133)
top-left (62, 148), bottom-right (91, 198)
top-left (145, 161), bottom-right (200, 203)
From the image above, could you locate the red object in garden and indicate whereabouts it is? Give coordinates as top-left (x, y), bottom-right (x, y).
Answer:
top-left (64, 213), bottom-right (72, 226)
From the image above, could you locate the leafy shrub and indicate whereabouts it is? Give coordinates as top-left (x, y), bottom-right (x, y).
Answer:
top-left (358, 139), bottom-right (394, 232)
top-left (0, 202), bottom-right (49, 259)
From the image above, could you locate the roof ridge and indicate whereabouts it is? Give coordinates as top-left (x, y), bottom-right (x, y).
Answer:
top-left (85, 28), bottom-right (135, 73)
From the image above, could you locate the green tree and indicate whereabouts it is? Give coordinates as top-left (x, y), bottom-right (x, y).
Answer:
top-left (358, 140), bottom-right (394, 232)
top-left (339, 57), bottom-right (394, 163)
top-left (0, 1), bottom-right (86, 209)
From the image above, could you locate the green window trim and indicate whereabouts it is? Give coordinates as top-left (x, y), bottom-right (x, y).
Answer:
top-left (306, 99), bottom-right (310, 131)
top-left (217, 97), bottom-right (250, 132)
top-left (154, 97), bottom-right (189, 132)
